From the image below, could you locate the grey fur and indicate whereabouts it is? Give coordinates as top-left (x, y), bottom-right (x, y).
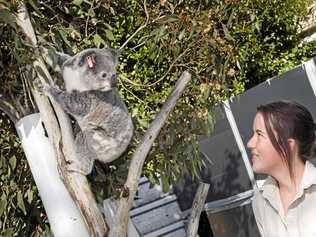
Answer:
top-left (45, 48), bottom-right (133, 174)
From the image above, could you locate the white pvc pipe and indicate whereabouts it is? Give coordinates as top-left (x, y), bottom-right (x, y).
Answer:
top-left (15, 113), bottom-right (89, 237)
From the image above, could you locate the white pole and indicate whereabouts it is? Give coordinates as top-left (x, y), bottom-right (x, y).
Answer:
top-left (15, 113), bottom-right (89, 237)
top-left (223, 100), bottom-right (257, 189)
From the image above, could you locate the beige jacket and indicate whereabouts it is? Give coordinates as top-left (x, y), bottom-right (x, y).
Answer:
top-left (252, 161), bottom-right (316, 237)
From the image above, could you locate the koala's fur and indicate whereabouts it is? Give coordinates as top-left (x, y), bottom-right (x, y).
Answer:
top-left (45, 48), bottom-right (134, 174)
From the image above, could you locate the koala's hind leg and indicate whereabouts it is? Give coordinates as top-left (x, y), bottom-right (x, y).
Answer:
top-left (67, 131), bottom-right (95, 175)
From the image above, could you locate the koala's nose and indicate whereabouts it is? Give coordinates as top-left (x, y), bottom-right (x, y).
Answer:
top-left (111, 73), bottom-right (117, 79)
top-left (111, 74), bottom-right (117, 87)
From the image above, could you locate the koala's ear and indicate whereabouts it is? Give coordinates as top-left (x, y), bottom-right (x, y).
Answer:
top-left (106, 48), bottom-right (121, 64)
top-left (55, 52), bottom-right (71, 68)
top-left (40, 47), bottom-right (71, 72)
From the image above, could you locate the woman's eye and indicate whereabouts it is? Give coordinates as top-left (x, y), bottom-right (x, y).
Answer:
top-left (258, 132), bottom-right (265, 138)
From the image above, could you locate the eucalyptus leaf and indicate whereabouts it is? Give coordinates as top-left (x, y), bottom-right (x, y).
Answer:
top-left (1, 228), bottom-right (14, 237)
top-left (9, 156), bottom-right (16, 170)
top-left (105, 29), bottom-right (115, 41)
top-left (58, 29), bottom-right (72, 48)
top-left (17, 191), bottom-right (26, 215)
top-left (72, 0), bottom-right (83, 6)
top-left (88, 8), bottom-right (95, 17)
top-left (28, 0), bottom-right (45, 18)
top-left (0, 9), bottom-right (16, 29)
top-left (93, 34), bottom-right (106, 48)
top-left (0, 198), bottom-right (7, 217)
top-left (27, 190), bottom-right (34, 204)
top-left (0, 0), bottom-right (10, 7)
top-left (161, 175), bottom-right (170, 193)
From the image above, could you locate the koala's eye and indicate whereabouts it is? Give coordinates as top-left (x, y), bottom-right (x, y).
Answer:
top-left (102, 72), bottom-right (107, 78)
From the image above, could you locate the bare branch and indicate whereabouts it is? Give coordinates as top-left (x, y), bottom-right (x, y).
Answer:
top-left (21, 67), bottom-right (37, 112)
top-left (109, 71), bottom-right (191, 237)
top-left (186, 182), bottom-right (210, 237)
top-left (13, 93), bottom-right (27, 118)
top-left (299, 23), bottom-right (316, 39)
top-left (85, 0), bottom-right (95, 38)
top-left (119, 0), bottom-right (149, 50)
top-left (16, 4), bottom-right (37, 46)
top-left (0, 97), bottom-right (19, 123)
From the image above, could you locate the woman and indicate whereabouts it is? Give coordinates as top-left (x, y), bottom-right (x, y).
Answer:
top-left (247, 101), bottom-right (316, 237)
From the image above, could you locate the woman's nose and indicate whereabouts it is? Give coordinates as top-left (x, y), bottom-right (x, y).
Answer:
top-left (247, 136), bottom-right (255, 149)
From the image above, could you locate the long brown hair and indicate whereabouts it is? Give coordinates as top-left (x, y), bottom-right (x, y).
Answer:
top-left (257, 101), bottom-right (316, 180)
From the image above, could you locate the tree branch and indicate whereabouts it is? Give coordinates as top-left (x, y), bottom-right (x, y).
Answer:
top-left (186, 182), bottom-right (210, 237)
top-left (109, 71), bottom-right (191, 237)
top-left (16, 3), bottom-right (108, 236)
top-left (50, 98), bottom-right (108, 236)
top-left (0, 97), bottom-right (19, 123)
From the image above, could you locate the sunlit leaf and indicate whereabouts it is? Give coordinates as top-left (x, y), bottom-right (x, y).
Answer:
top-left (161, 175), bottom-right (170, 193)
top-left (105, 29), bottom-right (115, 41)
top-left (9, 155), bottom-right (16, 170)
top-left (88, 8), bottom-right (95, 17)
top-left (27, 190), bottom-right (34, 204)
top-left (93, 34), bottom-right (106, 48)
top-left (58, 28), bottom-right (72, 48)
top-left (72, 0), bottom-right (83, 6)
top-left (17, 191), bottom-right (26, 215)
top-left (0, 9), bottom-right (16, 29)
top-left (0, 197), bottom-right (7, 217)
top-left (28, 0), bottom-right (45, 18)
top-left (1, 228), bottom-right (14, 237)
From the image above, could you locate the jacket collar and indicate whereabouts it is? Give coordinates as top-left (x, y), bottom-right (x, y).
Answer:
top-left (300, 160), bottom-right (316, 190)
top-left (261, 160), bottom-right (316, 197)
top-left (260, 161), bottom-right (316, 214)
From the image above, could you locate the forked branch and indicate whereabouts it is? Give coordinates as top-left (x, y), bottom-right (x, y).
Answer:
top-left (109, 71), bottom-right (191, 237)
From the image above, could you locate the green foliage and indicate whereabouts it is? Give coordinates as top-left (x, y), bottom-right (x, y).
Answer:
top-left (0, 113), bottom-right (51, 236)
top-left (235, 0), bottom-right (312, 87)
top-left (0, 0), bottom-right (315, 234)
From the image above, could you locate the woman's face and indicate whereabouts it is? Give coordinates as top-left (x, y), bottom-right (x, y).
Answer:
top-left (247, 112), bottom-right (284, 175)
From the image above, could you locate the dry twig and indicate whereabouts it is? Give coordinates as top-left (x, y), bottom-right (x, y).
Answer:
top-left (186, 182), bottom-right (210, 237)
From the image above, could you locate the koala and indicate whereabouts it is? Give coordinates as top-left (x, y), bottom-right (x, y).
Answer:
top-left (44, 48), bottom-right (134, 175)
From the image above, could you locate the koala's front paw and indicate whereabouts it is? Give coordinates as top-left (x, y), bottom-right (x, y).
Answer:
top-left (45, 83), bottom-right (61, 96)
top-left (34, 80), bottom-right (60, 97)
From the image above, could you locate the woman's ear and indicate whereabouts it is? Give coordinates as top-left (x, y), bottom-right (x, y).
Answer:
top-left (288, 138), bottom-right (299, 156)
